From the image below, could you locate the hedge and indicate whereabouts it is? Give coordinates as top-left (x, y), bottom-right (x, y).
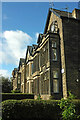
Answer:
top-left (2, 99), bottom-right (61, 120)
top-left (1, 99), bottom-right (80, 120)
top-left (1, 93), bottom-right (34, 101)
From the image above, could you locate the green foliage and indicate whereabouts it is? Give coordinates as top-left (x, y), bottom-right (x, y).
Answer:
top-left (37, 94), bottom-right (42, 100)
top-left (50, 95), bottom-right (54, 100)
top-left (0, 76), bottom-right (12, 93)
top-left (1, 98), bottom-right (80, 120)
top-left (1, 93), bottom-right (34, 101)
top-left (11, 89), bottom-right (21, 93)
top-left (58, 92), bottom-right (80, 120)
top-left (2, 99), bottom-right (60, 120)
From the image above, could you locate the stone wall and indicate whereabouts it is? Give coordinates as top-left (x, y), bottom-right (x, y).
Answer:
top-left (49, 33), bottom-right (62, 99)
top-left (62, 18), bottom-right (80, 98)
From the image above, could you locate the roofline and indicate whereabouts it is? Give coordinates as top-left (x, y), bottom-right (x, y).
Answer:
top-left (25, 45), bottom-right (32, 62)
top-left (61, 16), bottom-right (80, 21)
top-left (50, 8), bottom-right (61, 18)
top-left (44, 8), bottom-right (73, 34)
top-left (37, 33), bottom-right (43, 44)
top-left (44, 8), bottom-right (51, 34)
top-left (20, 58), bottom-right (25, 60)
top-left (44, 8), bottom-right (61, 34)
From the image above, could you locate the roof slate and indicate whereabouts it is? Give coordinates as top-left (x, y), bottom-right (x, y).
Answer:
top-left (44, 8), bottom-right (77, 34)
top-left (33, 44), bottom-right (37, 49)
top-left (13, 68), bottom-right (18, 75)
top-left (18, 58), bottom-right (25, 70)
top-left (20, 58), bottom-right (25, 63)
top-left (28, 46), bottom-right (32, 54)
top-left (52, 8), bottom-right (72, 18)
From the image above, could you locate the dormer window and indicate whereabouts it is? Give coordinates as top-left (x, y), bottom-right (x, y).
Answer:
top-left (50, 21), bottom-right (58, 33)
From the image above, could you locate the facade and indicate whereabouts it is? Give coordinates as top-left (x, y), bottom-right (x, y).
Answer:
top-left (12, 8), bottom-right (80, 100)
top-left (12, 68), bottom-right (18, 90)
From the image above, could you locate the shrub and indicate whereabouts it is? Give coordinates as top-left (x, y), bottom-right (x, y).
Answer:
top-left (37, 94), bottom-right (42, 100)
top-left (50, 95), bottom-right (54, 100)
top-left (58, 92), bottom-right (80, 120)
top-left (11, 90), bottom-right (21, 93)
top-left (1, 99), bottom-right (80, 120)
top-left (2, 99), bottom-right (61, 120)
top-left (1, 93), bottom-right (34, 101)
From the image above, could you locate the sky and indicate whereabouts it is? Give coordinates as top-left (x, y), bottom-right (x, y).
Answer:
top-left (0, 2), bottom-right (79, 78)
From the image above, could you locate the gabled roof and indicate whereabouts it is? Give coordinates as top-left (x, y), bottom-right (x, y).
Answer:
top-left (52, 8), bottom-right (72, 18)
top-left (44, 8), bottom-right (51, 34)
top-left (31, 44), bottom-right (38, 54)
top-left (33, 44), bottom-right (37, 49)
top-left (14, 68), bottom-right (18, 71)
top-left (25, 45), bottom-right (32, 61)
top-left (28, 46), bottom-right (32, 54)
top-left (18, 58), bottom-right (25, 70)
top-left (20, 58), bottom-right (25, 63)
top-left (12, 68), bottom-right (18, 76)
top-left (44, 8), bottom-right (74, 34)
top-left (14, 68), bottom-right (18, 74)
top-left (37, 33), bottom-right (43, 44)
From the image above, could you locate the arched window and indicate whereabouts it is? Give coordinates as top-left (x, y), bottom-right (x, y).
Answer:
top-left (50, 21), bottom-right (58, 33)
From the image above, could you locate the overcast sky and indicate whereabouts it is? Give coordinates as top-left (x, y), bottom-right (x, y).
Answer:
top-left (1, 2), bottom-right (79, 78)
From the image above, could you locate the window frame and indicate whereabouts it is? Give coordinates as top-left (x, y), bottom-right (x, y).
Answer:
top-left (52, 42), bottom-right (57, 48)
top-left (53, 79), bottom-right (59, 93)
top-left (52, 49), bottom-right (57, 61)
top-left (50, 21), bottom-right (58, 33)
top-left (53, 71), bottom-right (58, 78)
top-left (53, 71), bottom-right (59, 93)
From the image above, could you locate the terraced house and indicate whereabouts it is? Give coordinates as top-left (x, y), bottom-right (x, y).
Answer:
top-left (12, 8), bottom-right (80, 100)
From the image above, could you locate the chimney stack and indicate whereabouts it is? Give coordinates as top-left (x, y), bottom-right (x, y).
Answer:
top-left (72, 8), bottom-right (80, 19)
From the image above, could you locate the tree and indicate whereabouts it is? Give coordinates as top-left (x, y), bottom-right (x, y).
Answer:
top-left (58, 92), bottom-right (80, 120)
top-left (0, 76), bottom-right (12, 93)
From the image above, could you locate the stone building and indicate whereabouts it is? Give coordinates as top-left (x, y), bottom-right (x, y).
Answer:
top-left (12, 8), bottom-right (80, 99)
top-left (12, 68), bottom-right (18, 90)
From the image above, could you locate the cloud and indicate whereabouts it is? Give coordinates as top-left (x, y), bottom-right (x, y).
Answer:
top-left (0, 30), bottom-right (33, 65)
top-left (0, 69), bottom-right (10, 78)
top-left (0, 41), bottom-right (2, 64)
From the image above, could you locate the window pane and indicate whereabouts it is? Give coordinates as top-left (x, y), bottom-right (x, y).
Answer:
top-left (53, 79), bottom-right (59, 93)
top-left (51, 24), bottom-right (55, 32)
top-left (18, 78), bottom-right (20, 84)
top-left (52, 42), bottom-right (56, 48)
top-left (52, 49), bottom-right (57, 61)
top-left (53, 71), bottom-right (58, 78)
